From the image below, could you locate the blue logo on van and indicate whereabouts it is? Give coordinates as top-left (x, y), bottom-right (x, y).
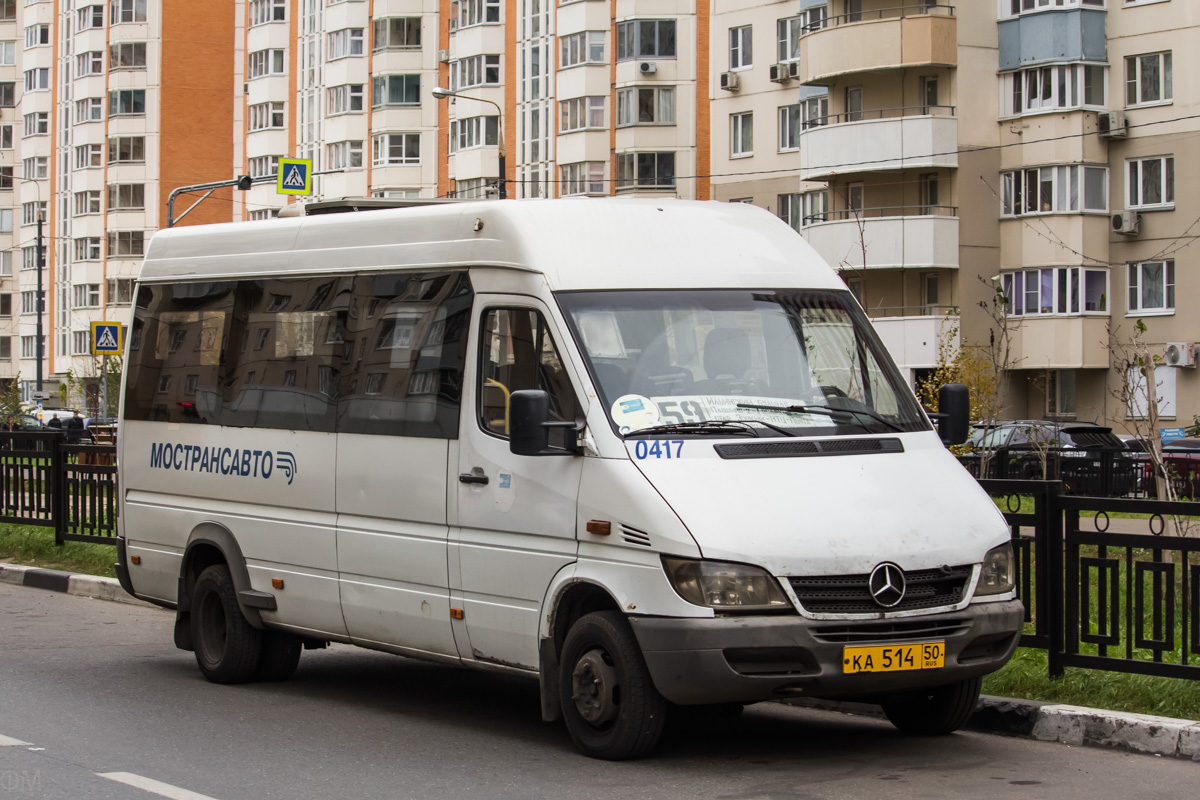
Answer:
top-left (148, 443), bottom-right (298, 485)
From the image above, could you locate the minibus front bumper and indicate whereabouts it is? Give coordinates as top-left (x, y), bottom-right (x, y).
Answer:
top-left (628, 599), bottom-right (1023, 705)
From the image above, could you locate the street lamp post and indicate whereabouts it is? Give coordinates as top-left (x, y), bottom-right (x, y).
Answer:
top-left (432, 87), bottom-right (506, 199)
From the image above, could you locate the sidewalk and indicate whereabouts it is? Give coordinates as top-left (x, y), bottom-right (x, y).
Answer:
top-left (3, 561), bottom-right (1199, 761)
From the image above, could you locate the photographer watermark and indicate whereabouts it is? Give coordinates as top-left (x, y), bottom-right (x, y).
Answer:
top-left (0, 770), bottom-right (41, 794)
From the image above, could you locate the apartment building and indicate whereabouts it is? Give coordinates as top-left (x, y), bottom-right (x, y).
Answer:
top-left (716, 0), bottom-right (1195, 434)
top-left (0, 0), bottom-right (233, 408)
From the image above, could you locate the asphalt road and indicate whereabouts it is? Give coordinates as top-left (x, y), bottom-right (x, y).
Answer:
top-left (0, 582), bottom-right (1195, 800)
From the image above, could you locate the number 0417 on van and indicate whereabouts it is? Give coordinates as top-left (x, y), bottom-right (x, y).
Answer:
top-left (114, 198), bottom-right (1022, 760)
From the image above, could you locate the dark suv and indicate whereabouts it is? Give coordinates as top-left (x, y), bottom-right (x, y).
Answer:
top-left (966, 420), bottom-right (1136, 494)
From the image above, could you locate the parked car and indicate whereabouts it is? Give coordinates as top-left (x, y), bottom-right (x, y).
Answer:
top-left (966, 420), bottom-right (1137, 494)
top-left (968, 420), bottom-right (1127, 454)
top-left (1162, 437), bottom-right (1200, 499)
top-left (10, 413), bottom-right (44, 431)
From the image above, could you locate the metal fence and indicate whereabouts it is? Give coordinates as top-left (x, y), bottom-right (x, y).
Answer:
top-left (984, 478), bottom-right (1200, 680)
top-left (0, 431), bottom-right (117, 545)
top-left (962, 449), bottom-right (1161, 498)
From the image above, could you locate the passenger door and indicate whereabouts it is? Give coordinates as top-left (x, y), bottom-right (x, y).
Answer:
top-left (451, 299), bottom-right (585, 670)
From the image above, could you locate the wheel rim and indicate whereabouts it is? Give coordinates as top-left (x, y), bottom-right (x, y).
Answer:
top-left (571, 648), bottom-right (619, 726)
top-left (196, 588), bottom-right (227, 666)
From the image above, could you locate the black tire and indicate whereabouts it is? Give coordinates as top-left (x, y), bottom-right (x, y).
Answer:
top-left (255, 631), bottom-right (302, 682)
top-left (881, 676), bottom-right (982, 735)
top-left (559, 611), bottom-right (667, 760)
top-left (190, 564), bottom-right (262, 684)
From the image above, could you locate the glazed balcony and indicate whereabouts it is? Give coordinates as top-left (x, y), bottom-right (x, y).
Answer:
top-left (1010, 316), bottom-right (1110, 369)
top-left (803, 206), bottom-right (959, 270)
top-left (800, 4), bottom-right (957, 87)
top-left (799, 106), bottom-right (958, 180)
top-left (866, 306), bottom-right (960, 372)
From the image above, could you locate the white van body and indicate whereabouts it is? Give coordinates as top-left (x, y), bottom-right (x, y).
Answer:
top-left (115, 198), bottom-right (1021, 759)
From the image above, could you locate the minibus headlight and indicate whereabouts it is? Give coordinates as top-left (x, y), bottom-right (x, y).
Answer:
top-left (662, 557), bottom-right (790, 611)
top-left (975, 542), bottom-right (1015, 597)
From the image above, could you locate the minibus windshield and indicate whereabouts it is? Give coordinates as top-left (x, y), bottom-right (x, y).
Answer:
top-left (557, 289), bottom-right (930, 437)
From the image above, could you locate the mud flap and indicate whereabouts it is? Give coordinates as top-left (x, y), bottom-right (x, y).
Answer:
top-left (539, 636), bottom-right (561, 722)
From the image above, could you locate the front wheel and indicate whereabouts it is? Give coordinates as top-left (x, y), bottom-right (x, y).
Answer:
top-left (559, 611), bottom-right (667, 760)
top-left (191, 564), bottom-right (262, 684)
top-left (880, 676), bottom-right (982, 735)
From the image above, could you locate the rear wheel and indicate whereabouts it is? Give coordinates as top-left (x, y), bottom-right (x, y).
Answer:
top-left (559, 611), bottom-right (667, 760)
top-left (881, 677), bottom-right (982, 735)
top-left (191, 564), bottom-right (262, 684)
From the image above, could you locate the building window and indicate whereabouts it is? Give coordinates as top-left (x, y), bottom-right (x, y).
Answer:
top-left (0, 83), bottom-right (14, 108)
top-left (0, 209), bottom-right (10, 234)
top-left (21, 336), bottom-right (42, 360)
top-left (799, 96), bottom-right (828, 129)
top-left (777, 194), bottom-right (802, 232)
top-left (109, 136), bottom-right (145, 163)
top-left (373, 17), bottom-right (420, 50)
top-left (250, 101), bottom-right (286, 130)
top-left (0, 166), bottom-right (10, 188)
top-left (1005, 64), bottom-right (1107, 116)
top-left (72, 331), bottom-right (92, 356)
top-left (76, 51), bottom-right (104, 76)
top-left (450, 55), bottom-right (500, 90)
top-left (250, 0), bottom-right (286, 25)
top-left (20, 291), bottom-right (38, 314)
top-left (23, 68), bottom-right (49, 92)
top-left (248, 155), bottom-right (280, 178)
top-left (1001, 267), bottom-right (1109, 316)
top-left (731, 112), bottom-right (753, 157)
top-left (326, 85), bottom-right (363, 115)
top-left (372, 133), bottom-right (420, 166)
top-left (108, 183), bottom-right (145, 211)
top-left (109, 42), bottom-right (147, 70)
top-left (616, 86), bottom-right (675, 126)
top-left (109, 89), bottom-right (146, 116)
top-left (73, 284), bottom-right (101, 309)
top-left (248, 49), bottom-right (285, 79)
top-left (456, 0), bottom-right (500, 29)
top-left (616, 20), bottom-right (676, 60)
top-left (326, 140), bottom-right (363, 170)
top-left (21, 247), bottom-right (36, 270)
top-left (76, 98), bottom-right (104, 124)
top-left (448, 116), bottom-right (498, 153)
top-left (22, 201), bottom-right (45, 226)
top-left (0, 0), bottom-right (12, 21)
top-left (73, 191), bottom-right (101, 216)
top-left (24, 24), bottom-right (49, 49)
top-left (111, 0), bottom-right (148, 24)
top-left (0, 42), bottom-right (11, 66)
top-left (779, 105), bottom-right (802, 151)
top-left (729, 25), bottom-right (752, 70)
top-left (1125, 52), bottom-right (1172, 106)
top-left (107, 231), bottom-right (145, 258)
top-left (560, 162), bottom-right (605, 196)
top-left (248, 209), bottom-right (279, 221)
top-left (22, 112), bottom-right (48, 137)
top-left (802, 190), bottom-right (829, 225)
top-left (74, 144), bottom-right (103, 170)
top-left (1127, 260), bottom-right (1174, 313)
top-left (616, 152), bottom-right (675, 190)
top-left (1046, 370), bottom-right (1078, 419)
top-left (1006, 0), bottom-right (1106, 15)
top-left (560, 31), bottom-right (604, 68)
top-left (559, 97), bottom-right (604, 132)
top-left (326, 28), bottom-right (364, 60)
top-left (1126, 156), bottom-right (1173, 209)
top-left (1001, 165), bottom-right (1108, 215)
top-left (23, 156), bottom-right (48, 180)
top-left (75, 238), bottom-right (101, 261)
top-left (78, 5), bottom-right (105, 29)
top-left (371, 75), bottom-right (420, 108)
top-left (777, 8), bottom-right (825, 63)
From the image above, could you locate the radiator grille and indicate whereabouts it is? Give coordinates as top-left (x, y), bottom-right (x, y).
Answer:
top-left (788, 565), bottom-right (973, 614)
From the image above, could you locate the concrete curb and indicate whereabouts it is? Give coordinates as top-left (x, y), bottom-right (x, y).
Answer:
top-left (786, 695), bottom-right (1200, 761)
top-left (4, 562), bottom-right (1198, 761)
top-left (0, 563), bottom-right (153, 608)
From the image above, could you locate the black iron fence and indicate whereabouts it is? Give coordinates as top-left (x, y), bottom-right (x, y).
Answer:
top-left (962, 449), bottom-right (1171, 498)
top-left (984, 478), bottom-right (1200, 680)
top-left (0, 431), bottom-right (117, 545)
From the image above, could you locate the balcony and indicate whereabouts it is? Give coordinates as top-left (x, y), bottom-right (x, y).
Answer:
top-left (799, 107), bottom-right (957, 180)
top-left (800, 4), bottom-right (957, 86)
top-left (866, 307), bottom-right (959, 372)
top-left (803, 206), bottom-right (959, 270)
top-left (1009, 316), bottom-right (1110, 369)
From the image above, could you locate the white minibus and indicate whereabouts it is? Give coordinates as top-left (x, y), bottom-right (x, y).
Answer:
top-left (115, 198), bottom-right (1021, 759)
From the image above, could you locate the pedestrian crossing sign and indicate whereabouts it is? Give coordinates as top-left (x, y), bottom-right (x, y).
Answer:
top-left (277, 158), bottom-right (313, 196)
top-left (91, 322), bottom-right (123, 356)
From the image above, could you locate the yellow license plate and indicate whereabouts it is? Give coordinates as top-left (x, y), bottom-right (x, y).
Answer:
top-left (843, 641), bottom-right (945, 674)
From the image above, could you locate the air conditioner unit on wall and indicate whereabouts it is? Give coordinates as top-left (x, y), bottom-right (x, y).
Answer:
top-left (1112, 210), bottom-right (1140, 235)
top-left (638, 61), bottom-right (657, 75)
top-left (769, 63), bottom-right (796, 84)
top-left (1164, 342), bottom-right (1197, 368)
top-left (438, 49), bottom-right (450, 63)
top-left (720, 72), bottom-right (740, 91)
top-left (1098, 110), bottom-right (1127, 139)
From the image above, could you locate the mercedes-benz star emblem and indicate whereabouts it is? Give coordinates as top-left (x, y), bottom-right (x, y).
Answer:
top-left (868, 562), bottom-right (906, 608)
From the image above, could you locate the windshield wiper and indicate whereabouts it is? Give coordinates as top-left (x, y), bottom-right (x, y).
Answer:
top-left (737, 402), bottom-right (905, 434)
top-left (624, 420), bottom-right (780, 438)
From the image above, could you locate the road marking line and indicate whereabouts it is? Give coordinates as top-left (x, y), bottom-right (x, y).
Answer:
top-left (0, 735), bottom-right (31, 746)
top-left (96, 773), bottom-right (221, 800)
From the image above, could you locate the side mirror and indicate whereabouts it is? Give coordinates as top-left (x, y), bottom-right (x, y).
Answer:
top-left (937, 383), bottom-right (970, 446)
top-left (509, 390), bottom-right (582, 456)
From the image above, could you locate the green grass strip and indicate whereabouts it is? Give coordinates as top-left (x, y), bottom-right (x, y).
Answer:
top-left (0, 523), bottom-right (116, 578)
